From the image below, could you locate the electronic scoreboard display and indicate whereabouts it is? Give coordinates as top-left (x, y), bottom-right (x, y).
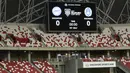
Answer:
top-left (46, 1), bottom-right (97, 32)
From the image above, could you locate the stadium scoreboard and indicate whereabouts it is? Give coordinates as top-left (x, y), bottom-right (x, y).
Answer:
top-left (45, 1), bottom-right (97, 32)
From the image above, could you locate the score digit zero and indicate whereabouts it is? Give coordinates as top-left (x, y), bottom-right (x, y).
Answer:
top-left (87, 21), bottom-right (90, 26)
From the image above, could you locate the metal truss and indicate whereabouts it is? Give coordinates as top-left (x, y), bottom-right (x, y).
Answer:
top-left (91, 0), bottom-right (130, 24)
top-left (0, 0), bottom-right (6, 23)
top-left (117, 0), bottom-right (130, 23)
top-left (5, 0), bottom-right (47, 24)
top-left (0, 0), bottom-right (129, 24)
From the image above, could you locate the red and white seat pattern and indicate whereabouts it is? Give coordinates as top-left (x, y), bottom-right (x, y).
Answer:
top-left (0, 25), bottom-right (42, 47)
top-left (0, 61), bottom-right (40, 73)
top-left (120, 57), bottom-right (130, 69)
top-left (42, 34), bottom-right (77, 47)
top-left (0, 67), bottom-right (7, 73)
top-left (2, 25), bottom-right (130, 47)
top-left (32, 28), bottom-right (77, 47)
top-left (113, 26), bottom-right (130, 46)
top-left (34, 61), bottom-right (57, 73)
top-left (80, 33), bottom-right (120, 47)
top-left (122, 61), bottom-right (130, 69)
top-left (82, 57), bottom-right (113, 62)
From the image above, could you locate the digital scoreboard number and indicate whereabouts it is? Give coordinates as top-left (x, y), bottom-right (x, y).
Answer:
top-left (46, 1), bottom-right (97, 32)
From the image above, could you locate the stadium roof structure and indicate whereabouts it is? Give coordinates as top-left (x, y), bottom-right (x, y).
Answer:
top-left (0, 0), bottom-right (129, 24)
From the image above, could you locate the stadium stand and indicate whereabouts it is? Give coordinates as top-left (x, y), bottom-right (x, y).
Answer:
top-left (0, 61), bottom-right (40, 73)
top-left (0, 25), bottom-right (43, 47)
top-left (34, 61), bottom-right (57, 73)
top-left (31, 27), bottom-right (78, 47)
top-left (82, 57), bottom-right (113, 62)
top-left (80, 33), bottom-right (120, 47)
top-left (0, 67), bottom-right (7, 73)
top-left (122, 61), bottom-right (130, 69)
top-left (0, 60), bottom-right (57, 73)
top-left (120, 57), bottom-right (130, 69)
top-left (113, 26), bottom-right (130, 46)
top-left (1, 25), bottom-right (130, 48)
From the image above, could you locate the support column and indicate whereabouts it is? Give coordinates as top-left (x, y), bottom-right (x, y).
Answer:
top-left (48, 51), bottom-right (51, 60)
top-left (87, 51), bottom-right (90, 58)
top-left (75, 58), bottom-right (78, 73)
top-left (126, 50), bottom-right (130, 58)
top-left (8, 51), bottom-right (11, 61)
top-left (110, 68), bottom-right (114, 73)
top-left (107, 51), bottom-right (110, 57)
top-left (28, 51), bottom-right (31, 62)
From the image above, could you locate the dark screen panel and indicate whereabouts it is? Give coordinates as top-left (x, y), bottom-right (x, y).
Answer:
top-left (47, 2), bottom-right (97, 32)
top-left (78, 68), bottom-right (109, 73)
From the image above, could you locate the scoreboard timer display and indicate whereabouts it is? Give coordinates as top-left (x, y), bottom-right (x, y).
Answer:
top-left (46, 1), bottom-right (97, 32)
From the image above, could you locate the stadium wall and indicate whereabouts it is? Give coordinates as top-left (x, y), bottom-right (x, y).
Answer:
top-left (65, 59), bottom-right (83, 73)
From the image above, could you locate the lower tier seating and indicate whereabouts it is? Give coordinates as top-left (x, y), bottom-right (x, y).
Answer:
top-left (0, 61), bottom-right (40, 73)
top-left (120, 57), bottom-right (130, 69)
top-left (121, 61), bottom-right (130, 69)
top-left (34, 61), bottom-right (57, 73)
top-left (0, 67), bottom-right (7, 73)
top-left (82, 57), bottom-right (113, 62)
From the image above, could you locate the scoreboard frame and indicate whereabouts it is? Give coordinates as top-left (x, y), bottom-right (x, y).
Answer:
top-left (46, 1), bottom-right (97, 33)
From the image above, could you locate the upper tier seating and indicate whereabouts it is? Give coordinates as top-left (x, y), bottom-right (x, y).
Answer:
top-left (34, 61), bottom-right (57, 73)
top-left (80, 28), bottom-right (121, 47)
top-left (80, 33), bottom-right (120, 47)
top-left (0, 61), bottom-right (40, 73)
top-left (1, 25), bottom-right (130, 48)
top-left (0, 25), bottom-right (42, 47)
top-left (0, 67), bottom-right (7, 73)
top-left (113, 26), bottom-right (130, 46)
top-left (32, 28), bottom-right (78, 47)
